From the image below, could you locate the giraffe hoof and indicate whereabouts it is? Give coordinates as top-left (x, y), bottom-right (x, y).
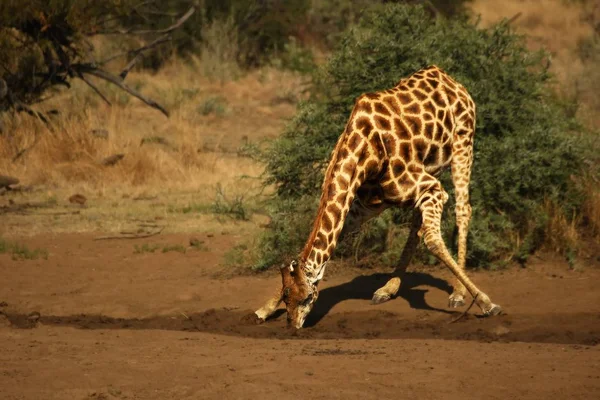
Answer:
top-left (371, 293), bottom-right (392, 305)
top-left (246, 312), bottom-right (266, 325)
top-left (448, 294), bottom-right (466, 308)
top-left (483, 304), bottom-right (503, 317)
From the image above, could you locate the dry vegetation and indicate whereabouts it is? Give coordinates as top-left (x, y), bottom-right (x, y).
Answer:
top-left (0, 55), bottom-right (305, 236)
top-left (471, 0), bottom-right (600, 250)
top-left (0, 0), bottom-right (598, 257)
top-left (471, 0), bottom-right (600, 126)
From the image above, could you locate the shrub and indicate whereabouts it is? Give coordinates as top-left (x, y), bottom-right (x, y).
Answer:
top-left (255, 3), bottom-right (591, 270)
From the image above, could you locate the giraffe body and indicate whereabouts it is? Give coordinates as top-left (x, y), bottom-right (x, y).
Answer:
top-left (255, 66), bottom-right (501, 328)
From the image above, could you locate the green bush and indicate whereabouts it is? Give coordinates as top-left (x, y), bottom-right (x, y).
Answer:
top-left (255, 4), bottom-right (589, 270)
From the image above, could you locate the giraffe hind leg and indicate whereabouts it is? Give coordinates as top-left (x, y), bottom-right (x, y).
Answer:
top-left (448, 138), bottom-right (475, 308)
top-left (371, 209), bottom-right (422, 304)
top-left (447, 199), bottom-right (470, 308)
top-left (418, 183), bottom-right (501, 316)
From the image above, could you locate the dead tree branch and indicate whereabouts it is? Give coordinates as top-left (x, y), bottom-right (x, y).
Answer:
top-left (97, 6), bottom-right (195, 36)
top-left (77, 66), bottom-right (169, 117)
top-left (76, 72), bottom-right (111, 106)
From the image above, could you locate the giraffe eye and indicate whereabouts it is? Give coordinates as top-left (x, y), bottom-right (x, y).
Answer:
top-left (283, 288), bottom-right (291, 298)
top-left (301, 293), bottom-right (314, 305)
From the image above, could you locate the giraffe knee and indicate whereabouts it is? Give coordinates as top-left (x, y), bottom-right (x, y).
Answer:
top-left (422, 229), bottom-right (443, 255)
top-left (441, 190), bottom-right (449, 204)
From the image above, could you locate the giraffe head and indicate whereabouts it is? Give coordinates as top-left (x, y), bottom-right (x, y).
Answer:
top-left (280, 260), bottom-right (318, 329)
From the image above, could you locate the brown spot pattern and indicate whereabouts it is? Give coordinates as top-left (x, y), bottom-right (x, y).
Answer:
top-left (296, 65), bottom-right (478, 294)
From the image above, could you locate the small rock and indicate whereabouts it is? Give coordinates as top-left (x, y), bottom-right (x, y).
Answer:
top-left (0, 175), bottom-right (19, 189)
top-left (101, 154), bottom-right (125, 166)
top-left (69, 193), bottom-right (87, 205)
top-left (27, 311), bottom-right (41, 323)
top-left (0, 313), bottom-right (11, 328)
top-left (140, 136), bottom-right (171, 147)
top-left (189, 237), bottom-right (203, 247)
top-left (90, 129), bottom-right (109, 139)
top-left (492, 325), bottom-right (511, 336)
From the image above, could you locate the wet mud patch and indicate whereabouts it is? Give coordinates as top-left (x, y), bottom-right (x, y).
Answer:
top-left (3, 308), bottom-right (599, 345)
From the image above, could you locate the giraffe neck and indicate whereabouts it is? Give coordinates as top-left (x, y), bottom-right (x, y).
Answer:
top-left (299, 195), bottom-right (351, 284)
top-left (299, 136), bottom-right (365, 284)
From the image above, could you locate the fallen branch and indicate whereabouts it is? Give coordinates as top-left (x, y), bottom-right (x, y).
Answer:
top-left (449, 293), bottom-right (479, 324)
top-left (39, 211), bottom-right (82, 216)
top-left (101, 153), bottom-right (125, 166)
top-left (94, 227), bottom-right (165, 241)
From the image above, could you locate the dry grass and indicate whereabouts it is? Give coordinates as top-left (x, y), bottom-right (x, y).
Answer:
top-left (471, 0), bottom-right (594, 82)
top-left (471, 0), bottom-right (600, 127)
top-left (472, 0), bottom-right (600, 250)
top-left (0, 51), bottom-right (306, 236)
top-left (542, 198), bottom-right (581, 255)
top-left (0, 61), bottom-right (305, 192)
top-left (582, 178), bottom-right (600, 237)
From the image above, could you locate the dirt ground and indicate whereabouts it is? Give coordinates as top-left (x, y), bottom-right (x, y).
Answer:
top-left (1, 233), bottom-right (599, 400)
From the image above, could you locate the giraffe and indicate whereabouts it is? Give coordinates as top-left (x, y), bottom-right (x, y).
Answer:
top-left (254, 65), bottom-right (502, 329)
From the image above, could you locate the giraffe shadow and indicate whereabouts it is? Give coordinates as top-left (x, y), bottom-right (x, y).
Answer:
top-left (304, 271), bottom-right (453, 327)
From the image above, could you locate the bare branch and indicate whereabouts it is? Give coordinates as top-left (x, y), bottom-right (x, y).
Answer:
top-left (94, 227), bottom-right (165, 241)
top-left (14, 102), bottom-right (50, 125)
top-left (99, 34), bottom-right (170, 66)
top-left (120, 55), bottom-right (142, 80)
top-left (449, 293), bottom-right (479, 324)
top-left (506, 12), bottom-right (522, 25)
top-left (77, 72), bottom-right (111, 106)
top-left (77, 66), bottom-right (169, 117)
top-left (98, 6), bottom-right (195, 35)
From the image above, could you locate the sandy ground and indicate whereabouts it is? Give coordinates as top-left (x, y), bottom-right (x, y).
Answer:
top-left (1, 233), bottom-right (599, 399)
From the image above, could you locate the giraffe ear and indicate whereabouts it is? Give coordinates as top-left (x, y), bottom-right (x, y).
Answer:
top-left (280, 263), bottom-right (292, 282)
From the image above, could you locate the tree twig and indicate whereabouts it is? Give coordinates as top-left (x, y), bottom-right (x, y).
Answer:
top-left (77, 72), bottom-right (111, 106)
top-left (94, 227), bottom-right (165, 241)
top-left (78, 67), bottom-right (169, 117)
top-left (449, 293), bottom-right (479, 324)
top-left (98, 6), bottom-right (195, 36)
top-left (99, 34), bottom-right (170, 66)
top-left (506, 12), bottom-right (522, 25)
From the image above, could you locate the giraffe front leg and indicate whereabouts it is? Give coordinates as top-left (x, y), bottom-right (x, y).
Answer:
top-left (254, 287), bottom-right (283, 322)
top-left (419, 186), bottom-right (501, 316)
top-left (372, 210), bottom-right (422, 304)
